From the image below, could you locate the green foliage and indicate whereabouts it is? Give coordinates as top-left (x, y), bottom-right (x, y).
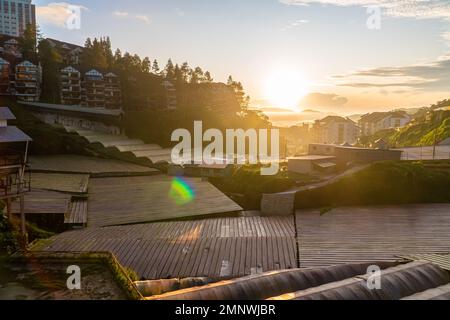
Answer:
top-left (26, 222), bottom-right (54, 242)
top-left (38, 40), bottom-right (63, 104)
top-left (295, 161), bottom-right (450, 208)
top-left (5, 99), bottom-right (90, 155)
top-left (123, 267), bottom-right (140, 282)
top-left (213, 165), bottom-right (295, 209)
top-left (18, 24), bottom-right (40, 60)
top-left (360, 110), bottom-right (450, 148)
top-left (0, 214), bottom-right (20, 255)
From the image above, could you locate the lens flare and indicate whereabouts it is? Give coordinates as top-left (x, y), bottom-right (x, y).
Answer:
top-left (169, 177), bottom-right (196, 206)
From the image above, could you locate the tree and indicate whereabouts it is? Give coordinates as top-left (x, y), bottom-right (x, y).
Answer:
top-left (180, 62), bottom-right (190, 83)
top-left (152, 59), bottom-right (160, 74)
top-left (165, 59), bottom-right (175, 80)
top-left (38, 39), bottom-right (63, 103)
top-left (142, 57), bottom-right (151, 73)
top-left (227, 75), bottom-right (234, 86)
top-left (19, 24), bottom-right (39, 59)
top-left (204, 71), bottom-right (213, 83)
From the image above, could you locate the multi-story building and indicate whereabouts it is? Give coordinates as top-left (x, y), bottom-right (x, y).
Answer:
top-left (81, 69), bottom-right (105, 108)
top-left (60, 66), bottom-right (81, 105)
top-left (312, 116), bottom-right (359, 145)
top-left (0, 57), bottom-right (10, 94)
top-left (104, 72), bottom-right (122, 109)
top-left (359, 111), bottom-right (411, 136)
top-left (163, 80), bottom-right (177, 110)
top-left (13, 59), bottom-right (40, 101)
top-left (0, 0), bottom-right (36, 37)
top-left (46, 38), bottom-right (84, 66)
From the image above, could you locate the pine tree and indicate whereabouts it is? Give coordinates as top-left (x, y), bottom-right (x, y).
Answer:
top-left (180, 62), bottom-right (190, 83)
top-left (204, 71), bottom-right (213, 83)
top-left (142, 57), bottom-right (151, 73)
top-left (165, 59), bottom-right (175, 80)
top-left (227, 75), bottom-right (234, 86)
top-left (152, 59), bottom-right (160, 74)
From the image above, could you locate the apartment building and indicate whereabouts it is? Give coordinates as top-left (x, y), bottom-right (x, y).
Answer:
top-left (81, 69), bottom-right (105, 108)
top-left (46, 38), bottom-right (84, 66)
top-left (13, 59), bottom-right (40, 101)
top-left (163, 80), bottom-right (177, 110)
top-left (104, 72), bottom-right (122, 109)
top-left (359, 111), bottom-right (411, 136)
top-left (0, 57), bottom-right (10, 94)
top-left (0, 0), bottom-right (36, 37)
top-left (312, 116), bottom-right (359, 145)
top-left (60, 66), bottom-right (81, 105)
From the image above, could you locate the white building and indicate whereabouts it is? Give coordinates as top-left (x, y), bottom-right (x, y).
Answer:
top-left (359, 111), bottom-right (411, 136)
top-left (312, 116), bottom-right (359, 145)
top-left (0, 0), bottom-right (36, 37)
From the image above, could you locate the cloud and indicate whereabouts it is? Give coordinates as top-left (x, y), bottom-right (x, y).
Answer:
top-left (113, 11), bottom-right (129, 17)
top-left (279, 0), bottom-right (450, 20)
top-left (282, 19), bottom-right (309, 31)
top-left (112, 11), bottom-right (150, 24)
top-left (135, 15), bottom-right (151, 24)
top-left (299, 92), bottom-right (349, 109)
top-left (332, 54), bottom-right (450, 91)
top-left (36, 2), bottom-right (88, 28)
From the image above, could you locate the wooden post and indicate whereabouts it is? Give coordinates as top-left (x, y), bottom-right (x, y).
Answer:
top-left (20, 194), bottom-right (27, 243)
top-left (6, 197), bottom-right (11, 219)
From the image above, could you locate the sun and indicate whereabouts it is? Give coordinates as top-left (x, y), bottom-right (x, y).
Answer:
top-left (264, 70), bottom-right (309, 110)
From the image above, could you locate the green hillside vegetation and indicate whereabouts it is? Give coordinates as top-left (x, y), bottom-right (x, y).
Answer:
top-left (211, 165), bottom-right (295, 209)
top-left (34, 35), bottom-right (270, 147)
top-left (2, 98), bottom-right (90, 155)
top-left (360, 110), bottom-right (450, 148)
top-left (295, 161), bottom-right (450, 209)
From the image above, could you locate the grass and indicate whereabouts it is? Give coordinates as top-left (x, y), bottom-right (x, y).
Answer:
top-left (295, 160), bottom-right (450, 209)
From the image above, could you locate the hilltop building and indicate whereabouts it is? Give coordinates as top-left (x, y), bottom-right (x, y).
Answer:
top-left (312, 116), bottom-right (359, 145)
top-left (104, 72), bottom-right (122, 109)
top-left (46, 38), bottom-right (84, 66)
top-left (287, 143), bottom-right (403, 175)
top-left (359, 111), bottom-right (411, 136)
top-left (59, 67), bottom-right (123, 109)
top-left (163, 80), bottom-right (177, 110)
top-left (0, 0), bottom-right (36, 37)
top-left (60, 66), bottom-right (82, 105)
top-left (0, 57), bottom-right (11, 94)
top-left (13, 60), bottom-right (41, 101)
top-left (81, 69), bottom-right (105, 108)
top-left (0, 38), bottom-right (22, 59)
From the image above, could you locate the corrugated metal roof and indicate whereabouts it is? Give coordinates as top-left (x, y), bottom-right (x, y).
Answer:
top-left (0, 107), bottom-right (16, 120)
top-left (269, 261), bottom-right (450, 300)
top-left (148, 263), bottom-right (397, 300)
top-left (19, 101), bottom-right (123, 117)
top-left (0, 126), bottom-right (32, 143)
top-left (402, 283), bottom-right (450, 300)
top-left (399, 254), bottom-right (450, 271)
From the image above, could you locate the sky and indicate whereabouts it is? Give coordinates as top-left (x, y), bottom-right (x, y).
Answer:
top-left (34, 0), bottom-right (450, 122)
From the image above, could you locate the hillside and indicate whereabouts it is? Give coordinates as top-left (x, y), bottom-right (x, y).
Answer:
top-left (295, 160), bottom-right (450, 209)
top-left (360, 110), bottom-right (450, 148)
